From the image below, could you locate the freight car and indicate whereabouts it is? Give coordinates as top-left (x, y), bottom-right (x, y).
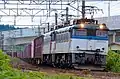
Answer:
top-left (17, 36), bottom-right (44, 65)
top-left (16, 18), bottom-right (109, 70)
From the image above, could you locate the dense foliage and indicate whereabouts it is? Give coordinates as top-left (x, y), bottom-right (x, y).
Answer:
top-left (106, 50), bottom-right (120, 72)
top-left (0, 50), bottom-right (88, 79)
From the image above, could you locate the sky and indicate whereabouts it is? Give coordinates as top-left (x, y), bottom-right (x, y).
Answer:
top-left (0, 1), bottom-right (120, 28)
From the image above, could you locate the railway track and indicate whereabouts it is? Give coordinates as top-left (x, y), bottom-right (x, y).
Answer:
top-left (18, 64), bottom-right (120, 79)
top-left (11, 58), bottom-right (120, 79)
top-left (12, 58), bottom-right (107, 72)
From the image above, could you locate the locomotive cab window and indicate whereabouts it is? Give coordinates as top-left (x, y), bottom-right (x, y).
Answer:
top-left (72, 29), bottom-right (87, 36)
top-left (96, 30), bottom-right (108, 37)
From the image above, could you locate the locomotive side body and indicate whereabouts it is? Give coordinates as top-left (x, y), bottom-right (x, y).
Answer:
top-left (50, 26), bottom-right (72, 54)
top-left (43, 32), bottom-right (51, 55)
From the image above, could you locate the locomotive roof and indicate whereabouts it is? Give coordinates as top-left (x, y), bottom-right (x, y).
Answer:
top-left (43, 25), bottom-right (74, 36)
top-left (55, 25), bottom-right (74, 33)
top-left (43, 23), bottom-right (109, 36)
top-left (54, 24), bottom-right (108, 33)
top-left (43, 31), bottom-right (53, 37)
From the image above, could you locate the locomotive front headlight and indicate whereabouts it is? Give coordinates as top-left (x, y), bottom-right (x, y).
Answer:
top-left (99, 24), bottom-right (104, 29)
top-left (80, 23), bottom-right (84, 28)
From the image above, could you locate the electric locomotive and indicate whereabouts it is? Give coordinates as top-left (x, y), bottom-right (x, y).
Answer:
top-left (42, 18), bottom-right (109, 69)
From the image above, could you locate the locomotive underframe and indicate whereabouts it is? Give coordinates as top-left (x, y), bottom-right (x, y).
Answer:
top-left (20, 51), bottom-right (106, 70)
top-left (42, 52), bottom-right (106, 68)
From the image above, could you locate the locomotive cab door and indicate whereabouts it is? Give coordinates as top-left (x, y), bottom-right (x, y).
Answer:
top-left (50, 32), bottom-right (56, 54)
top-left (50, 32), bottom-right (56, 63)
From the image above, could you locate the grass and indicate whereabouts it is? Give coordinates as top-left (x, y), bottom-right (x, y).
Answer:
top-left (0, 50), bottom-right (90, 79)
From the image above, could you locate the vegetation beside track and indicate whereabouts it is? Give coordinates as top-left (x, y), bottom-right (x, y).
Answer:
top-left (0, 50), bottom-right (90, 79)
top-left (106, 50), bottom-right (120, 72)
top-left (1, 49), bottom-right (120, 79)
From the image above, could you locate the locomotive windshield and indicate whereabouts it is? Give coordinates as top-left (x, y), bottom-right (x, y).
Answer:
top-left (72, 29), bottom-right (87, 36)
top-left (96, 30), bottom-right (108, 37)
top-left (72, 28), bottom-right (108, 37)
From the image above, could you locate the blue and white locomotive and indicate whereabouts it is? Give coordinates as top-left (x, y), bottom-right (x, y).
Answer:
top-left (43, 18), bottom-right (109, 69)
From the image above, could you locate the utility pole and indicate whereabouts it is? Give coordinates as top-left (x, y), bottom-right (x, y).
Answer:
top-left (38, 25), bottom-right (41, 36)
top-left (81, 0), bottom-right (103, 20)
top-left (108, 1), bottom-right (110, 19)
top-left (108, 1), bottom-right (110, 28)
top-left (66, 7), bottom-right (68, 23)
top-left (77, 0), bottom-right (80, 18)
top-left (82, 0), bottom-right (85, 19)
top-left (47, 23), bottom-right (49, 32)
top-left (55, 13), bottom-right (58, 25)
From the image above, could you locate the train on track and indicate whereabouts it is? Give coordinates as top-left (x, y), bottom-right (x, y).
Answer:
top-left (7, 18), bottom-right (109, 70)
